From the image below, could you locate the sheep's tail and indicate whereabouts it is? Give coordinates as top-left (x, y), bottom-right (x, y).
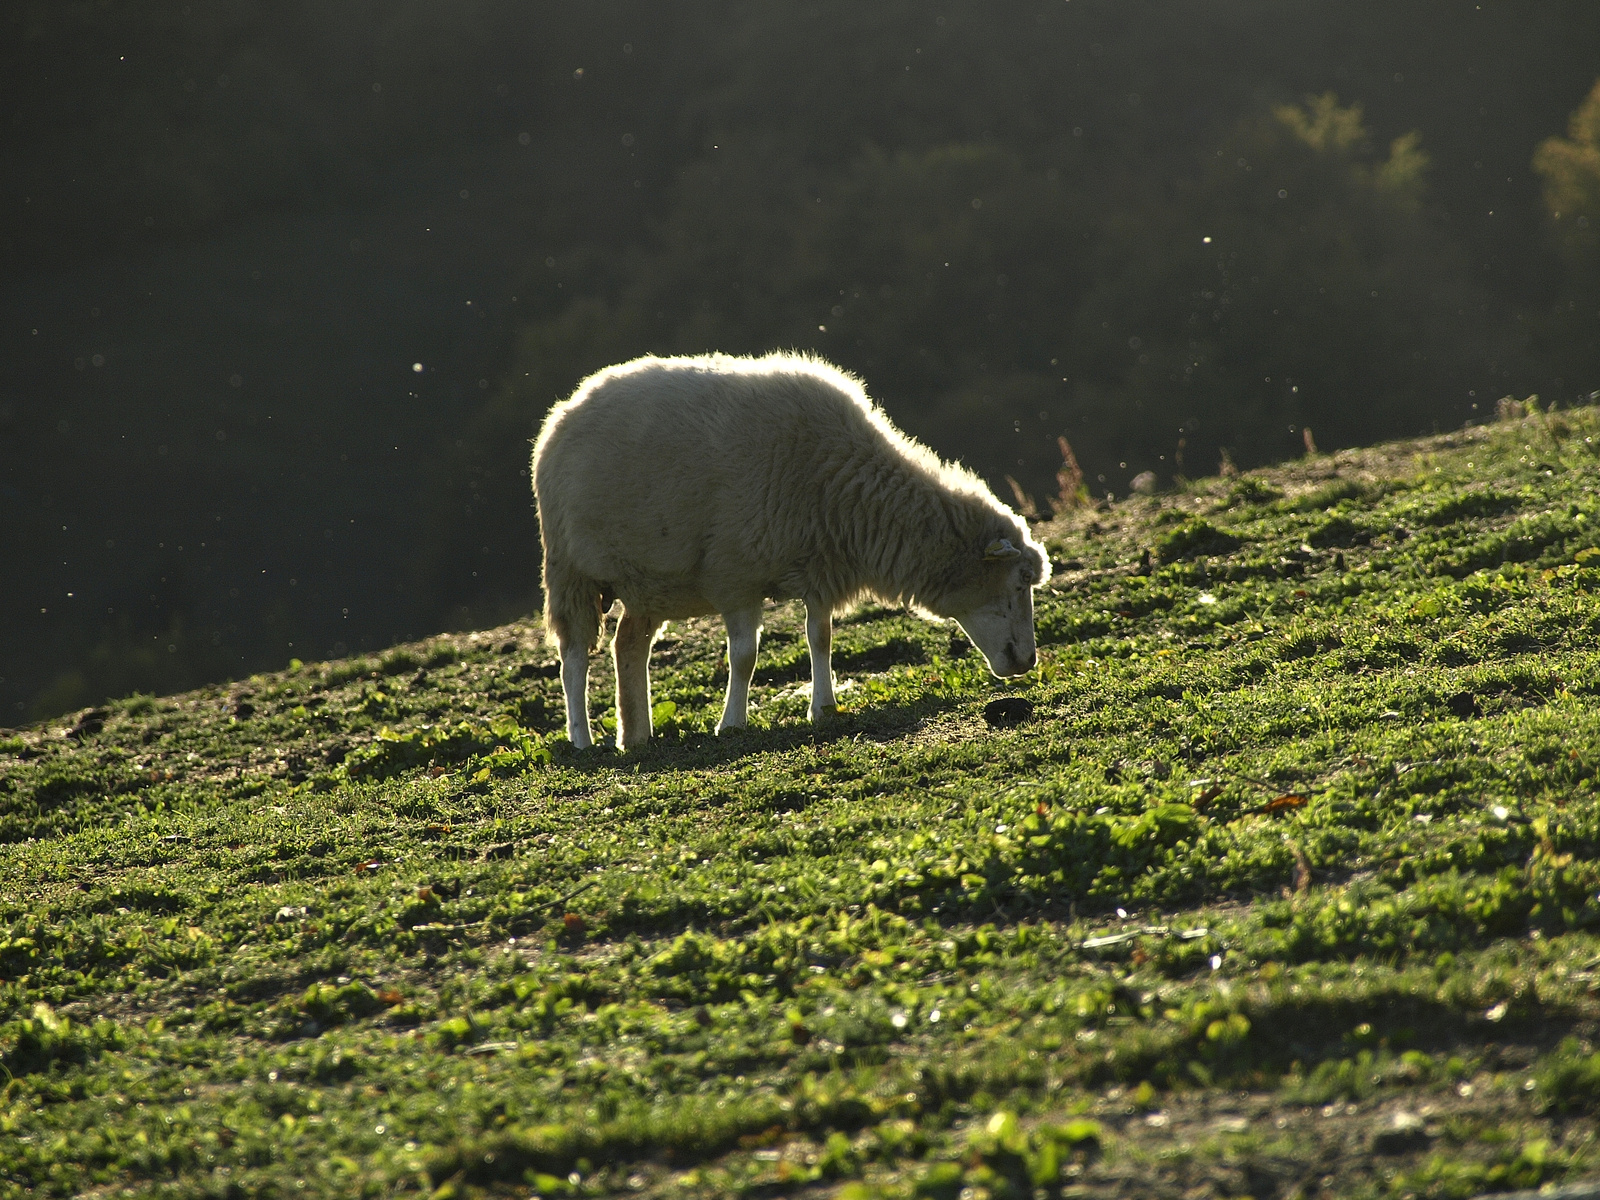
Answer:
top-left (541, 558), bottom-right (610, 654)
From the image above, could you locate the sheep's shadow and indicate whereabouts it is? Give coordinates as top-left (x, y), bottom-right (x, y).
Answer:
top-left (751, 635), bottom-right (928, 685)
top-left (548, 688), bottom-right (994, 776)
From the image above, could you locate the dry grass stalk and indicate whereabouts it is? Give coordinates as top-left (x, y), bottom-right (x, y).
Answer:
top-left (1051, 435), bottom-right (1090, 513)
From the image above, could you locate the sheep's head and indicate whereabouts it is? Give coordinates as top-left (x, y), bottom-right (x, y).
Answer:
top-left (934, 526), bottom-right (1049, 678)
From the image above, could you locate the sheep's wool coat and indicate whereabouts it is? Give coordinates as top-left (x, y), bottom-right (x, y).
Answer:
top-left (533, 352), bottom-right (1046, 645)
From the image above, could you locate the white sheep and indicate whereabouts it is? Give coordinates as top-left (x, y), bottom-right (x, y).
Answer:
top-left (532, 352), bottom-right (1049, 750)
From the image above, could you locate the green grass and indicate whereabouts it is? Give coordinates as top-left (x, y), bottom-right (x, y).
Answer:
top-left (5, 407), bottom-right (1600, 1199)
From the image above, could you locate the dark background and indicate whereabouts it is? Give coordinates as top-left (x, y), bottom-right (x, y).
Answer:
top-left (4, 0), bottom-right (1599, 721)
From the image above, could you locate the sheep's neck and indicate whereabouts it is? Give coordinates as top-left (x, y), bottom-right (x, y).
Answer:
top-left (821, 447), bottom-right (981, 614)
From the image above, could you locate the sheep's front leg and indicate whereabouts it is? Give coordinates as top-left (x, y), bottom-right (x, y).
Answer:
top-left (559, 639), bottom-right (593, 749)
top-left (805, 601), bottom-right (837, 723)
top-left (717, 606), bottom-right (763, 734)
top-left (612, 606), bottom-right (659, 750)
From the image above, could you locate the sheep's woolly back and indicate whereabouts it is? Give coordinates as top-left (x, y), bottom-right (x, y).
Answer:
top-left (533, 352), bottom-right (1045, 634)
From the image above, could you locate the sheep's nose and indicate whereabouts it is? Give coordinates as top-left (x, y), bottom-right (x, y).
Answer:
top-left (1002, 641), bottom-right (1036, 675)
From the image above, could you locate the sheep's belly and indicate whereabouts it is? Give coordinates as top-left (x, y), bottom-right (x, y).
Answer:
top-left (610, 560), bottom-right (796, 623)
top-left (614, 579), bottom-right (717, 622)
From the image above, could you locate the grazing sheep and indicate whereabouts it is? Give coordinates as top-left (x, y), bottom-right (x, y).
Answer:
top-left (533, 352), bottom-right (1049, 750)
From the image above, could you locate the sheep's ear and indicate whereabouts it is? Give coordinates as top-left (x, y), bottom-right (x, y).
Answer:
top-left (983, 538), bottom-right (1023, 561)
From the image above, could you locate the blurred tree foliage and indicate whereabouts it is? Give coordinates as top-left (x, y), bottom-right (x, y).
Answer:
top-left (4, 0), bottom-right (1600, 714)
top-left (0, 0), bottom-right (668, 265)
top-left (1536, 79), bottom-right (1600, 263)
top-left (1535, 79), bottom-right (1600, 386)
top-left (432, 0), bottom-right (1595, 618)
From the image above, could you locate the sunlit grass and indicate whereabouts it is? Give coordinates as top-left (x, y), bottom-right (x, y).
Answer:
top-left (3, 408), bottom-right (1600, 1197)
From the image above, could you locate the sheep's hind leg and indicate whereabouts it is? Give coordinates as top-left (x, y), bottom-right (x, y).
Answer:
top-left (612, 605), bottom-right (660, 751)
top-left (717, 605), bottom-right (763, 734)
top-left (805, 601), bottom-right (837, 723)
top-left (547, 585), bottom-right (599, 749)
top-left (558, 640), bottom-right (593, 749)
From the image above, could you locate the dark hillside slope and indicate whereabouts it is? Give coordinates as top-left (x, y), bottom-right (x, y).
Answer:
top-left (4, 407), bottom-right (1600, 1198)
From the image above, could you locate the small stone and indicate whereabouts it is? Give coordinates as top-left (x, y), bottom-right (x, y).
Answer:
top-left (1371, 1110), bottom-right (1431, 1154)
top-left (983, 697), bottom-right (1034, 728)
top-left (66, 708), bottom-right (109, 740)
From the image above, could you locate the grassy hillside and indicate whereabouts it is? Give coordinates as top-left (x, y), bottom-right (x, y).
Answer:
top-left (5, 405), bottom-right (1600, 1200)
